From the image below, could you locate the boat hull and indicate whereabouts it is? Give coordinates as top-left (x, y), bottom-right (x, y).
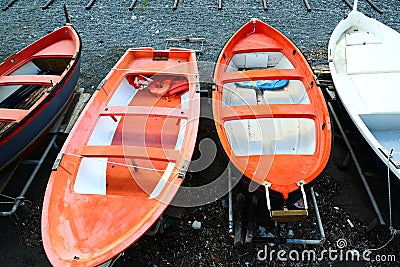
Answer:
top-left (335, 94), bottom-right (400, 228)
top-left (42, 48), bottom-right (200, 266)
top-left (0, 61), bottom-right (80, 170)
top-left (328, 10), bottom-right (400, 225)
top-left (213, 19), bottom-right (332, 206)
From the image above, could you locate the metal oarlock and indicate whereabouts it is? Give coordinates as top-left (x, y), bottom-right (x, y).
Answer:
top-left (263, 180), bottom-right (308, 222)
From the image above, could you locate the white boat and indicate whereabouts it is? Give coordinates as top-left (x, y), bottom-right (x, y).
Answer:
top-left (328, 2), bottom-right (400, 180)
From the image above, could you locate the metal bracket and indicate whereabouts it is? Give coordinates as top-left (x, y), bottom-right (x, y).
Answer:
top-left (195, 81), bottom-right (201, 93)
top-left (165, 38), bottom-right (206, 54)
top-left (178, 159), bottom-right (190, 178)
top-left (52, 153), bottom-right (64, 171)
top-left (251, 18), bottom-right (257, 33)
top-left (96, 78), bottom-right (107, 90)
top-left (72, 51), bottom-right (79, 60)
top-left (379, 148), bottom-right (400, 169)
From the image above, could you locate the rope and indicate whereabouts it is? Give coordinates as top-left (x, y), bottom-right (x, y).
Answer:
top-left (387, 149), bottom-right (393, 231)
top-left (62, 152), bottom-right (181, 173)
top-left (368, 231), bottom-right (396, 251)
top-left (367, 149), bottom-right (397, 251)
top-left (0, 194), bottom-right (16, 201)
top-left (108, 252), bottom-right (124, 267)
top-left (0, 194), bottom-right (32, 206)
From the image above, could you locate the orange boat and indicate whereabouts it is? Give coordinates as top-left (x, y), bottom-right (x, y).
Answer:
top-left (41, 48), bottom-right (200, 266)
top-left (213, 19), bottom-right (332, 221)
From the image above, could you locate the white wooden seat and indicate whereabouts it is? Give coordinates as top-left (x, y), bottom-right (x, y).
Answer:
top-left (227, 52), bottom-right (294, 72)
top-left (224, 118), bottom-right (316, 156)
top-left (262, 80), bottom-right (310, 104)
top-left (222, 82), bottom-right (257, 106)
top-left (346, 44), bottom-right (400, 75)
top-left (0, 75), bottom-right (60, 86)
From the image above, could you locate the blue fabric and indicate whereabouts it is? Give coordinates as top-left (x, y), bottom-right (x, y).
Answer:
top-left (235, 80), bottom-right (289, 90)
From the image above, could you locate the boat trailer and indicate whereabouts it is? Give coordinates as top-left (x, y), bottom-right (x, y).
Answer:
top-left (226, 165), bottom-right (326, 246)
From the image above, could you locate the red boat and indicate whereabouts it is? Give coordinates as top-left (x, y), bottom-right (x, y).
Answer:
top-left (42, 48), bottom-right (200, 266)
top-left (213, 19), bottom-right (332, 221)
top-left (0, 24), bottom-right (81, 171)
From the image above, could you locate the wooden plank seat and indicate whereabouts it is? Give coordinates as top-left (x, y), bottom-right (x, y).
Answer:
top-left (0, 75), bottom-right (61, 86)
top-left (220, 69), bottom-right (302, 84)
top-left (0, 108), bottom-right (29, 122)
top-left (32, 39), bottom-right (77, 58)
top-left (219, 104), bottom-right (316, 122)
top-left (100, 106), bottom-right (189, 119)
top-left (79, 145), bottom-right (181, 162)
top-left (32, 53), bottom-right (75, 59)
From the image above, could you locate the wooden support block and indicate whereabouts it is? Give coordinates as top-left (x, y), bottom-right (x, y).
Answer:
top-left (85, 0), bottom-right (96, 10)
top-left (271, 209), bottom-right (308, 222)
top-left (366, 0), bottom-right (383, 14)
top-left (50, 88), bottom-right (90, 134)
top-left (129, 0), bottom-right (138, 11)
top-left (2, 0), bottom-right (18, 11)
top-left (234, 193), bottom-right (245, 246)
top-left (64, 92), bottom-right (90, 133)
top-left (245, 195), bottom-right (258, 243)
top-left (262, 0), bottom-right (267, 10)
top-left (303, 0), bottom-right (311, 12)
top-left (42, 0), bottom-right (54, 10)
top-left (342, 0), bottom-right (353, 10)
top-left (173, 0), bottom-right (179, 9)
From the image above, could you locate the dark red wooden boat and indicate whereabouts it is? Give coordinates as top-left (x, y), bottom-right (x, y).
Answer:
top-left (0, 24), bottom-right (81, 171)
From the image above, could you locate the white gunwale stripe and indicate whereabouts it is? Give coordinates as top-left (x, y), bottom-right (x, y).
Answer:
top-left (148, 162), bottom-right (175, 199)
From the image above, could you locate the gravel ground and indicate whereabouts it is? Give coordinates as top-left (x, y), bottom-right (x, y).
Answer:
top-left (1, 0), bottom-right (400, 91)
top-left (0, 0), bottom-right (400, 266)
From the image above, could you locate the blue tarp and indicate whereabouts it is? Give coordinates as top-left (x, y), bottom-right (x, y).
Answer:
top-left (235, 80), bottom-right (289, 90)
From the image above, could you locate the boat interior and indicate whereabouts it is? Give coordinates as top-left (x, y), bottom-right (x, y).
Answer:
top-left (360, 113), bottom-right (400, 168)
top-left (333, 27), bottom-right (400, 168)
top-left (74, 73), bottom-right (190, 198)
top-left (334, 28), bottom-right (400, 114)
top-left (222, 52), bottom-right (316, 156)
top-left (0, 58), bottom-right (72, 135)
